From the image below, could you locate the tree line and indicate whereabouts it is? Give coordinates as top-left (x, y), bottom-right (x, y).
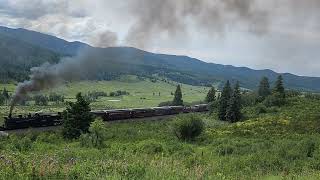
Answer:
top-left (169, 75), bottom-right (286, 123)
top-left (61, 75), bottom-right (287, 140)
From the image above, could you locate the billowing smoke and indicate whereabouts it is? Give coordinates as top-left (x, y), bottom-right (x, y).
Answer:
top-left (9, 47), bottom-right (115, 114)
top-left (126, 0), bottom-right (270, 47)
top-left (89, 30), bottom-right (118, 48)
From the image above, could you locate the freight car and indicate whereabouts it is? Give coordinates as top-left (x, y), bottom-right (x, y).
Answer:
top-left (1, 104), bottom-right (208, 130)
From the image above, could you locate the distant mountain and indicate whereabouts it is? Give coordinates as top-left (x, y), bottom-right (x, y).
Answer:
top-left (0, 26), bottom-right (320, 91)
top-left (0, 26), bottom-right (88, 56)
top-left (0, 32), bottom-right (60, 82)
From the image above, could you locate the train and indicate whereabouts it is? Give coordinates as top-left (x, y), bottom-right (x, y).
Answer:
top-left (1, 104), bottom-right (209, 130)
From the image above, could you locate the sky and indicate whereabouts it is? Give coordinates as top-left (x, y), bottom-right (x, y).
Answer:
top-left (0, 0), bottom-right (319, 77)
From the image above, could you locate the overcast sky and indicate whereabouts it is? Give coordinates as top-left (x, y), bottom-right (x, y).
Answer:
top-left (0, 0), bottom-right (319, 77)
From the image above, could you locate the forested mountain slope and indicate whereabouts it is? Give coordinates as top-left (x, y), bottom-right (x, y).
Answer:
top-left (1, 26), bottom-right (320, 91)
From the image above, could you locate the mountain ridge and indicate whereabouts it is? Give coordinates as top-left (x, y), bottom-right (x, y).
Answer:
top-left (0, 26), bottom-right (319, 91)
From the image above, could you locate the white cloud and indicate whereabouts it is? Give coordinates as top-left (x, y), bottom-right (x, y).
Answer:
top-left (0, 0), bottom-right (319, 76)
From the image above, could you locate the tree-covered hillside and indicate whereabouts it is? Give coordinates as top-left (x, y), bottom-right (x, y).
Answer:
top-left (1, 26), bottom-right (320, 91)
top-left (0, 33), bottom-right (60, 83)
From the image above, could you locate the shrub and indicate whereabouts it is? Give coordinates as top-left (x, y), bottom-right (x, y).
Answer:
top-left (172, 114), bottom-right (205, 141)
top-left (80, 118), bottom-right (107, 148)
top-left (110, 90), bottom-right (130, 97)
top-left (254, 103), bottom-right (267, 114)
top-left (34, 94), bottom-right (49, 106)
top-left (36, 132), bottom-right (62, 144)
top-left (10, 136), bottom-right (33, 151)
top-left (241, 92), bottom-right (258, 107)
top-left (305, 93), bottom-right (320, 100)
top-left (136, 140), bottom-right (165, 154)
top-left (216, 144), bottom-right (235, 156)
top-left (263, 93), bottom-right (285, 107)
top-left (49, 93), bottom-right (65, 103)
top-left (208, 100), bottom-right (219, 113)
top-left (119, 163), bottom-right (146, 180)
top-left (286, 90), bottom-right (302, 98)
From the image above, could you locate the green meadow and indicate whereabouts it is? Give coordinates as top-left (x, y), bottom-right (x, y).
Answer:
top-left (0, 77), bottom-right (210, 124)
top-left (1, 97), bottom-right (320, 179)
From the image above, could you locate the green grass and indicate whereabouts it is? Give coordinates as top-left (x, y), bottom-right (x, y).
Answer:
top-left (0, 76), bottom-right (210, 124)
top-left (1, 97), bottom-right (320, 179)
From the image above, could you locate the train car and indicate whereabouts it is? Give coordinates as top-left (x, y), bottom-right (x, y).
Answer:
top-left (153, 106), bottom-right (172, 116)
top-left (91, 110), bottom-right (108, 120)
top-left (131, 108), bottom-right (155, 118)
top-left (191, 104), bottom-right (209, 112)
top-left (169, 106), bottom-right (184, 114)
top-left (183, 106), bottom-right (193, 113)
top-left (106, 109), bottom-right (132, 121)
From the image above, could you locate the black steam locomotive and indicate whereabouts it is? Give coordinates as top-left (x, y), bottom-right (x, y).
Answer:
top-left (1, 104), bottom-right (208, 130)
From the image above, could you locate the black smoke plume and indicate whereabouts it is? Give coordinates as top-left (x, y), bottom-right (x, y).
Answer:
top-left (9, 47), bottom-right (112, 114)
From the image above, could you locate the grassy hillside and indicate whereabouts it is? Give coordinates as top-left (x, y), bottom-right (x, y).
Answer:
top-left (1, 97), bottom-right (320, 179)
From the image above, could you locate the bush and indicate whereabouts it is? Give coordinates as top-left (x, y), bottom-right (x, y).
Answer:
top-left (208, 100), bottom-right (219, 113)
top-left (110, 90), bottom-right (130, 97)
top-left (80, 118), bottom-right (107, 148)
top-left (34, 94), bottom-right (49, 106)
top-left (49, 93), bottom-right (65, 103)
top-left (241, 92), bottom-right (258, 107)
top-left (136, 140), bottom-right (165, 154)
top-left (216, 144), bottom-right (235, 156)
top-left (9, 135), bottom-right (33, 151)
top-left (172, 114), bottom-right (205, 141)
top-left (263, 93), bottom-right (285, 107)
top-left (286, 90), bottom-right (302, 98)
top-left (254, 103), bottom-right (267, 114)
top-left (305, 93), bottom-right (320, 100)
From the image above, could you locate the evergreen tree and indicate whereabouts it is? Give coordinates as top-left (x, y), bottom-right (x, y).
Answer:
top-left (258, 77), bottom-right (271, 101)
top-left (2, 88), bottom-right (9, 105)
top-left (0, 93), bottom-right (4, 106)
top-left (226, 81), bottom-right (242, 123)
top-left (218, 81), bottom-right (232, 121)
top-left (205, 86), bottom-right (216, 103)
top-left (273, 75), bottom-right (285, 98)
top-left (2, 88), bottom-right (9, 99)
top-left (62, 93), bottom-right (94, 139)
top-left (172, 85), bottom-right (183, 106)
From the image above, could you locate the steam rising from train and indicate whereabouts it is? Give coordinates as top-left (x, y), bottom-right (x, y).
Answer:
top-left (125, 0), bottom-right (270, 47)
top-left (10, 48), bottom-right (108, 115)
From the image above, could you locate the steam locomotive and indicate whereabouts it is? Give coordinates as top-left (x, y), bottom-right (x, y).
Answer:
top-left (1, 104), bottom-right (208, 130)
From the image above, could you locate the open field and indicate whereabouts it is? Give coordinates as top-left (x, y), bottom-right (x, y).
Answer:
top-left (0, 77), bottom-right (210, 124)
top-left (1, 97), bottom-right (320, 179)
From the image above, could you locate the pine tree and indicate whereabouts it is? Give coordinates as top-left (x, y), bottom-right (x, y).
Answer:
top-left (258, 77), bottom-right (271, 101)
top-left (205, 86), bottom-right (216, 103)
top-left (218, 81), bottom-right (232, 121)
top-left (2, 88), bottom-right (9, 105)
top-left (226, 81), bottom-right (242, 123)
top-left (273, 75), bottom-right (285, 98)
top-left (62, 93), bottom-right (94, 139)
top-left (2, 88), bottom-right (9, 99)
top-left (172, 85), bottom-right (183, 106)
